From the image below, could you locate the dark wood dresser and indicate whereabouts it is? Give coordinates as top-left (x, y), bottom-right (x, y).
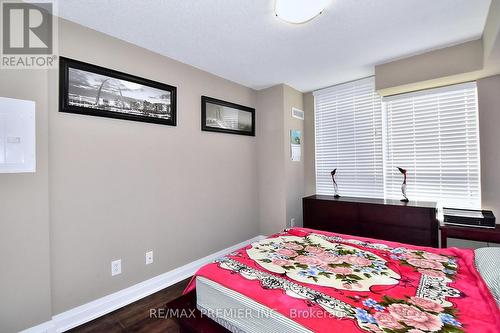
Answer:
top-left (303, 195), bottom-right (438, 247)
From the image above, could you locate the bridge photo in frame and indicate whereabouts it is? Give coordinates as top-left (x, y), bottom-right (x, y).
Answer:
top-left (59, 57), bottom-right (177, 126)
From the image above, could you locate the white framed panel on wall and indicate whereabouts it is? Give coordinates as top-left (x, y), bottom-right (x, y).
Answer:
top-left (0, 96), bottom-right (36, 173)
top-left (291, 107), bottom-right (304, 120)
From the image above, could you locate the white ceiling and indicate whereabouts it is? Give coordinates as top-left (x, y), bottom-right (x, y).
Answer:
top-left (58, 0), bottom-right (492, 92)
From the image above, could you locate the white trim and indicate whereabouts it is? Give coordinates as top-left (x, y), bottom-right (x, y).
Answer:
top-left (382, 81), bottom-right (476, 102)
top-left (20, 235), bottom-right (266, 333)
top-left (312, 76), bottom-right (374, 96)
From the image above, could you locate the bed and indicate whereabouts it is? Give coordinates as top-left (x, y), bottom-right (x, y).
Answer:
top-left (185, 227), bottom-right (500, 333)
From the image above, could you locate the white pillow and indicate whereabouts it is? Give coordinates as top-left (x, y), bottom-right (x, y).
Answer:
top-left (475, 247), bottom-right (500, 307)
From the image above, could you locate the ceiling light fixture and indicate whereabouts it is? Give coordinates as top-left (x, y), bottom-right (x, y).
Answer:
top-left (275, 0), bottom-right (331, 24)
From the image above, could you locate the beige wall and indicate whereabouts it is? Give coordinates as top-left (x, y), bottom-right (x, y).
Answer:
top-left (257, 85), bottom-right (286, 235)
top-left (375, 39), bottom-right (484, 96)
top-left (484, 0), bottom-right (500, 65)
top-left (0, 71), bottom-right (52, 332)
top-left (283, 85), bottom-right (304, 227)
top-left (478, 74), bottom-right (500, 216)
top-left (48, 19), bottom-right (259, 314)
top-left (0, 19), bottom-right (309, 331)
top-left (257, 84), bottom-right (306, 234)
top-left (303, 92), bottom-right (316, 196)
top-left (375, 0), bottom-right (500, 97)
top-left (1, 17), bottom-right (260, 331)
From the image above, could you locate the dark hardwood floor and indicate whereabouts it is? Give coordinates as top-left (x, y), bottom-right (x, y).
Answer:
top-left (68, 278), bottom-right (191, 333)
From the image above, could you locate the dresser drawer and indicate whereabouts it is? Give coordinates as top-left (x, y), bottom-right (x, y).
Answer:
top-left (361, 223), bottom-right (433, 247)
top-left (303, 200), bottom-right (360, 234)
top-left (358, 205), bottom-right (435, 230)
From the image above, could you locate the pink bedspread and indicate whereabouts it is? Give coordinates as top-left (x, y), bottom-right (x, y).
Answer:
top-left (185, 227), bottom-right (500, 332)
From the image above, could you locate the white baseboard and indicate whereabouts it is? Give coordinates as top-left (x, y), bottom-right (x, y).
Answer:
top-left (20, 235), bottom-right (266, 333)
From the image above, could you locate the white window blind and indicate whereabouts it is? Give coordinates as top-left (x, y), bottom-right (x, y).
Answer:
top-left (383, 82), bottom-right (481, 208)
top-left (314, 77), bottom-right (384, 198)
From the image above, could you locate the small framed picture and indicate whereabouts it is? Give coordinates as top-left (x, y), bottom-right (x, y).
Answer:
top-left (201, 96), bottom-right (255, 136)
top-left (59, 57), bottom-right (177, 126)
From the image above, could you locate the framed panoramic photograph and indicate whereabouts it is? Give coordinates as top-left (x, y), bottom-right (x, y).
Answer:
top-left (59, 57), bottom-right (177, 126)
top-left (201, 96), bottom-right (255, 136)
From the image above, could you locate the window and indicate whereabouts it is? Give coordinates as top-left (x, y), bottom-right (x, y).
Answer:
top-left (314, 79), bottom-right (481, 208)
top-left (383, 83), bottom-right (480, 208)
top-left (314, 77), bottom-right (384, 198)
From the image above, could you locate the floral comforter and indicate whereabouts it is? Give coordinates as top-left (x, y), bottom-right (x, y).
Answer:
top-left (185, 227), bottom-right (500, 333)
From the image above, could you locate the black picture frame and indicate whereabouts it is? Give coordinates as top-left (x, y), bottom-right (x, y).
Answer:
top-left (201, 96), bottom-right (255, 136)
top-left (59, 57), bottom-right (177, 126)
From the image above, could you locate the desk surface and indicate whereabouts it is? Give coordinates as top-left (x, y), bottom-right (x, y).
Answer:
top-left (440, 223), bottom-right (500, 232)
top-left (440, 224), bottom-right (500, 247)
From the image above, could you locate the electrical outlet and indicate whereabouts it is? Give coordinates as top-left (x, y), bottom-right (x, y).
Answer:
top-left (111, 259), bottom-right (121, 276)
top-left (145, 251), bottom-right (153, 265)
top-left (290, 218), bottom-right (296, 227)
